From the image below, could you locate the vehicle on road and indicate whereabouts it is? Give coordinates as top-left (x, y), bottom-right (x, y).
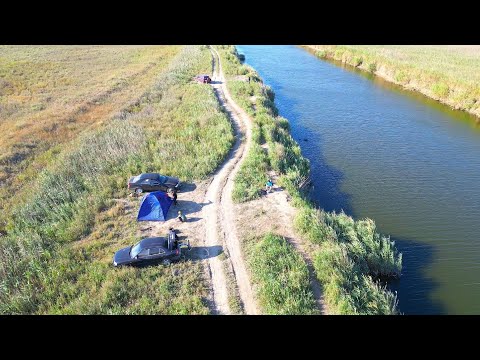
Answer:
top-left (113, 236), bottom-right (191, 267)
top-left (194, 74), bottom-right (212, 84)
top-left (128, 173), bottom-right (180, 194)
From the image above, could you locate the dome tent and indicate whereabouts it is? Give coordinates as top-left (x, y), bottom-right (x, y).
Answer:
top-left (137, 191), bottom-right (173, 221)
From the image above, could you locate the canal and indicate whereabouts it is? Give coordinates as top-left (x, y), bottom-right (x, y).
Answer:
top-left (236, 45), bottom-right (480, 314)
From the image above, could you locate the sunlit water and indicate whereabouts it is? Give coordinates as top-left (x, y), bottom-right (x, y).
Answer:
top-left (237, 45), bottom-right (480, 314)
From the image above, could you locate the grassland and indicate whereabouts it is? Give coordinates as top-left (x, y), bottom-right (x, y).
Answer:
top-left (0, 45), bottom-right (234, 314)
top-left (244, 233), bottom-right (317, 314)
top-left (0, 45), bottom-right (182, 232)
top-left (306, 45), bottom-right (480, 118)
top-left (217, 45), bottom-right (402, 314)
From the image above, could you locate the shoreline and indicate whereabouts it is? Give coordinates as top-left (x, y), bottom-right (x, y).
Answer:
top-left (221, 45), bottom-right (402, 314)
top-left (302, 45), bottom-right (480, 121)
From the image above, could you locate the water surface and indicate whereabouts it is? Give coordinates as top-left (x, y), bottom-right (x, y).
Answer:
top-left (237, 45), bottom-right (480, 314)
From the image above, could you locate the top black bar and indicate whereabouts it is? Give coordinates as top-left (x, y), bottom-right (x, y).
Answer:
top-left (1, 4), bottom-right (478, 44)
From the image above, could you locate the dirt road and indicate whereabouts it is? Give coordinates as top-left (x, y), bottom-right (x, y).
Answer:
top-left (201, 47), bottom-right (258, 315)
top-left (139, 46), bottom-right (324, 315)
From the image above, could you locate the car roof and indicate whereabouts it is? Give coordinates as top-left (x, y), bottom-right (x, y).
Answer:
top-left (139, 173), bottom-right (161, 179)
top-left (139, 237), bottom-right (166, 248)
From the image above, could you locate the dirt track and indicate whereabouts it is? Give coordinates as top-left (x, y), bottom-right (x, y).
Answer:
top-left (139, 46), bottom-right (325, 315)
top-left (202, 47), bottom-right (258, 315)
top-left (203, 46), bottom-right (326, 315)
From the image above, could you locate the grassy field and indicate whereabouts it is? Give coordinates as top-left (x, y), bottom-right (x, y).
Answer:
top-left (0, 45), bottom-right (182, 232)
top-left (244, 233), bottom-right (317, 314)
top-left (306, 45), bottom-right (480, 118)
top-left (217, 45), bottom-right (402, 314)
top-left (0, 45), bottom-right (234, 314)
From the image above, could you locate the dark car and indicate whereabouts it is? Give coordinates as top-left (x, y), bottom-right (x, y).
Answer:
top-left (113, 236), bottom-right (191, 267)
top-left (194, 74), bottom-right (211, 84)
top-left (128, 173), bottom-right (180, 194)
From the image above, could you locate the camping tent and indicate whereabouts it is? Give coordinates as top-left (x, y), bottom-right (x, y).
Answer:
top-left (137, 191), bottom-right (173, 221)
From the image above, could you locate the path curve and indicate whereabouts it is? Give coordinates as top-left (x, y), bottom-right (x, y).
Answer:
top-left (202, 46), bottom-right (258, 315)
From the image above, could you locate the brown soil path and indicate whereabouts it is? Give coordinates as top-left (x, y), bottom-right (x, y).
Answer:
top-left (137, 46), bottom-right (326, 315)
top-left (208, 46), bottom-right (258, 315)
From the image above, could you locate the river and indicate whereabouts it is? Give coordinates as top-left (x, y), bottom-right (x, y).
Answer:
top-left (236, 45), bottom-right (480, 314)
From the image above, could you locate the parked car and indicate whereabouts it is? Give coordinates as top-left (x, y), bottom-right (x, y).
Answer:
top-left (194, 74), bottom-right (212, 84)
top-left (128, 173), bottom-right (180, 194)
top-left (113, 236), bottom-right (191, 267)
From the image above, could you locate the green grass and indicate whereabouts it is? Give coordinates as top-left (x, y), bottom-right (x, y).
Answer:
top-left (312, 241), bottom-right (398, 315)
top-left (217, 45), bottom-right (309, 203)
top-left (231, 142), bottom-right (268, 202)
top-left (295, 207), bottom-right (401, 314)
top-left (306, 45), bottom-right (480, 117)
top-left (0, 45), bottom-right (182, 233)
top-left (217, 45), bottom-right (402, 315)
top-left (0, 45), bottom-right (234, 314)
top-left (245, 233), bottom-right (317, 314)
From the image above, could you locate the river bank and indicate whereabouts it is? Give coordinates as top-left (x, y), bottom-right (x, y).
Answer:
top-left (220, 45), bottom-right (402, 314)
top-left (240, 45), bottom-right (480, 314)
top-left (304, 45), bottom-right (480, 120)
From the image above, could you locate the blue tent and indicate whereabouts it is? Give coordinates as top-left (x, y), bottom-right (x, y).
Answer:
top-left (137, 191), bottom-right (173, 221)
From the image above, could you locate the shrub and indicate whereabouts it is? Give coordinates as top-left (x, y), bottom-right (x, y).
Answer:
top-left (431, 82), bottom-right (450, 98)
top-left (394, 70), bottom-right (409, 84)
top-left (246, 233), bottom-right (317, 314)
top-left (353, 56), bottom-right (363, 67)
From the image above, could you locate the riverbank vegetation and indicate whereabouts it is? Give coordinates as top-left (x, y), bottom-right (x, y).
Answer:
top-left (305, 45), bottom-right (480, 118)
top-left (217, 45), bottom-right (402, 314)
top-left (244, 233), bottom-right (317, 314)
top-left (0, 45), bottom-right (234, 314)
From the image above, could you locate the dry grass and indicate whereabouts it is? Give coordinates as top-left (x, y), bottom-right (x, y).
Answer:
top-left (0, 45), bottom-right (233, 314)
top-left (344, 46), bottom-right (480, 86)
top-left (306, 45), bottom-right (480, 117)
top-left (0, 45), bottom-right (181, 228)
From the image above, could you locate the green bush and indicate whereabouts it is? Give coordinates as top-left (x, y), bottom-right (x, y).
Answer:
top-left (353, 56), bottom-right (363, 67)
top-left (431, 82), bottom-right (450, 98)
top-left (394, 70), bottom-right (409, 84)
top-left (313, 244), bottom-right (399, 315)
top-left (246, 233), bottom-right (317, 314)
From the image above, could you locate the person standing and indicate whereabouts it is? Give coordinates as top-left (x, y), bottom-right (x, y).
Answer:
top-left (265, 178), bottom-right (274, 194)
top-left (167, 227), bottom-right (178, 249)
top-left (167, 188), bottom-right (178, 206)
top-left (172, 189), bottom-right (178, 206)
